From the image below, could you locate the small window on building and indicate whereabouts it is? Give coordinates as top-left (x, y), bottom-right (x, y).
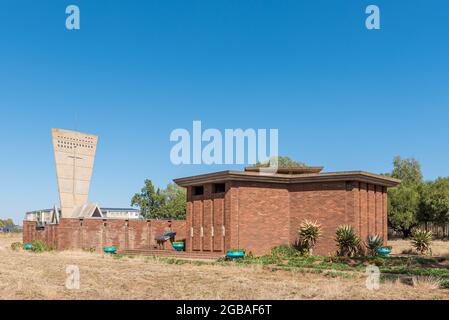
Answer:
top-left (213, 183), bottom-right (226, 193)
top-left (193, 186), bottom-right (204, 196)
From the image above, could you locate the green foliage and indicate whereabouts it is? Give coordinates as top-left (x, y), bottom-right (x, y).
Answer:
top-left (131, 180), bottom-right (186, 219)
top-left (324, 271), bottom-right (354, 279)
top-left (10, 242), bottom-right (23, 251)
top-left (366, 235), bottom-right (384, 256)
top-left (220, 246), bottom-right (449, 286)
top-left (388, 181), bottom-right (422, 238)
top-left (419, 178), bottom-right (449, 225)
top-left (387, 156), bottom-right (425, 238)
top-left (387, 157), bottom-right (449, 237)
top-left (391, 156), bottom-right (423, 185)
top-left (440, 280), bottom-right (449, 289)
top-left (335, 225), bottom-right (361, 257)
top-left (251, 156), bottom-right (306, 168)
top-left (298, 220), bottom-right (322, 255)
top-left (131, 179), bottom-right (164, 218)
top-left (0, 218), bottom-right (14, 227)
top-left (411, 229), bottom-right (433, 255)
top-left (157, 183), bottom-right (187, 220)
top-left (30, 240), bottom-right (53, 253)
top-left (271, 245), bottom-right (300, 259)
top-left (0, 219), bottom-right (20, 232)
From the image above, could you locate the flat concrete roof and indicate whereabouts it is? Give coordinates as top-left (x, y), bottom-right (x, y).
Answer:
top-left (174, 170), bottom-right (401, 188)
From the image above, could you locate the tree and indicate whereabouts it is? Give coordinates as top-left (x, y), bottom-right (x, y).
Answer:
top-left (387, 156), bottom-right (423, 238)
top-left (388, 184), bottom-right (421, 238)
top-left (251, 156), bottom-right (306, 168)
top-left (391, 156), bottom-right (423, 185)
top-left (131, 179), bottom-right (165, 219)
top-left (0, 219), bottom-right (14, 227)
top-left (131, 180), bottom-right (186, 220)
top-left (419, 178), bottom-right (449, 225)
top-left (158, 183), bottom-right (187, 220)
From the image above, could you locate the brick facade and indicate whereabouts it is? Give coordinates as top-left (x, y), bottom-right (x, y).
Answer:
top-left (23, 218), bottom-right (186, 253)
top-left (177, 170), bottom-right (399, 256)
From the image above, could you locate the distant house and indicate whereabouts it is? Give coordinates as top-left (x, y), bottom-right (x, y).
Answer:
top-left (101, 208), bottom-right (141, 220)
top-left (25, 209), bottom-right (55, 224)
top-left (25, 206), bottom-right (142, 224)
top-left (0, 224), bottom-right (21, 233)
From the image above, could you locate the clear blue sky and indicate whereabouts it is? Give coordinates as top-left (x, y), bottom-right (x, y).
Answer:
top-left (1, 1), bottom-right (449, 224)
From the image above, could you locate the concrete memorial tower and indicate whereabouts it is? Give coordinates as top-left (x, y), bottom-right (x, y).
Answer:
top-left (51, 128), bottom-right (98, 218)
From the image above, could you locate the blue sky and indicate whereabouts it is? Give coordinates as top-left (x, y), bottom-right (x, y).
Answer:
top-left (1, 1), bottom-right (449, 224)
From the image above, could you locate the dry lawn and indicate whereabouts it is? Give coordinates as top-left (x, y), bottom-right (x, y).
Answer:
top-left (1, 234), bottom-right (448, 300)
top-left (389, 239), bottom-right (449, 256)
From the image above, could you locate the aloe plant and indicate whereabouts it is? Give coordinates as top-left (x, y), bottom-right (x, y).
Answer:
top-left (411, 229), bottom-right (433, 255)
top-left (298, 220), bottom-right (322, 255)
top-left (335, 225), bottom-right (361, 257)
top-left (366, 235), bottom-right (384, 256)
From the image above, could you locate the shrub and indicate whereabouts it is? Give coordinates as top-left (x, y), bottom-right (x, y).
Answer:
top-left (440, 280), bottom-right (449, 289)
top-left (298, 220), bottom-right (322, 255)
top-left (366, 235), bottom-right (384, 256)
top-left (335, 225), bottom-right (361, 257)
top-left (30, 240), bottom-right (53, 253)
top-left (371, 257), bottom-right (386, 267)
top-left (411, 229), bottom-right (433, 255)
top-left (10, 242), bottom-right (23, 251)
top-left (271, 245), bottom-right (300, 259)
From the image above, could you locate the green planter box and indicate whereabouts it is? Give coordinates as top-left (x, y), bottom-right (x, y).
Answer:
top-left (226, 250), bottom-right (245, 259)
top-left (103, 247), bottom-right (117, 254)
top-left (172, 242), bottom-right (185, 252)
top-left (376, 247), bottom-right (392, 257)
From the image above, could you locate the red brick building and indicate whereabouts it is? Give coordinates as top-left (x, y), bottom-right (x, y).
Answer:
top-left (174, 167), bottom-right (400, 256)
top-left (24, 167), bottom-right (400, 257)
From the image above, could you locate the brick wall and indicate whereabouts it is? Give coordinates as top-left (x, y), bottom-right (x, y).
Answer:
top-left (186, 180), bottom-right (390, 257)
top-left (23, 221), bottom-right (59, 248)
top-left (23, 218), bottom-right (186, 253)
top-left (352, 183), bottom-right (388, 244)
top-left (289, 181), bottom-right (349, 255)
top-left (231, 181), bottom-right (290, 256)
top-left (186, 184), bottom-right (227, 253)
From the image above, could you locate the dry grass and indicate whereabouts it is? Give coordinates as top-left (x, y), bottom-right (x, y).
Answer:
top-left (1, 234), bottom-right (448, 300)
top-left (389, 239), bottom-right (449, 256)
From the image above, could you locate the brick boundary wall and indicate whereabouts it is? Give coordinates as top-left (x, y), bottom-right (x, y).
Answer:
top-left (23, 218), bottom-right (186, 253)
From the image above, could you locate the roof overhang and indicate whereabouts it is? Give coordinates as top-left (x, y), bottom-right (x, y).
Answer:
top-left (174, 170), bottom-right (401, 188)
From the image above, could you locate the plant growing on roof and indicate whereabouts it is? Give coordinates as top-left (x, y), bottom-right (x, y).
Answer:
top-left (366, 235), bottom-right (384, 256)
top-left (335, 225), bottom-right (361, 257)
top-left (250, 156), bottom-right (306, 168)
top-left (411, 229), bottom-right (433, 255)
top-left (298, 220), bottom-right (322, 255)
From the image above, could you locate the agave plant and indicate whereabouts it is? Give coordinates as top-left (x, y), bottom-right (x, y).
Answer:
top-left (366, 234), bottom-right (384, 256)
top-left (298, 220), bottom-right (322, 254)
top-left (335, 225), bottom-right (361, 257)
top-left (411, 229), bottom-right (433, 255)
